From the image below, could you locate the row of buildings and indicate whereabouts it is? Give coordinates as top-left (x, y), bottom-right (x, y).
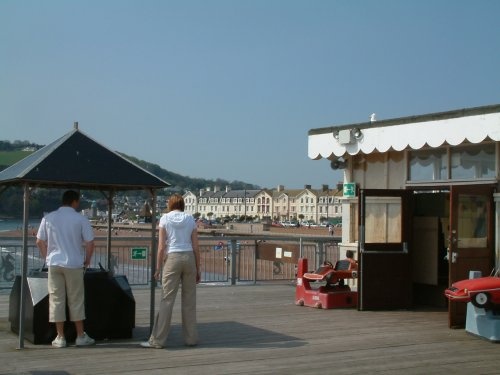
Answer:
top-left (84, 184), bottom-right (343, 224)
top-left (182, 184), bottom-right (343, 223)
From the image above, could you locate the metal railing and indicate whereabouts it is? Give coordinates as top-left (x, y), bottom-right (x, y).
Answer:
top-left (0, 235), bottom-right (340, 289)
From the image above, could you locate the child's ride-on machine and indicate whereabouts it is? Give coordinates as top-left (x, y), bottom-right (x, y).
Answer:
top-left (295, 257), bottom-right (358, 309)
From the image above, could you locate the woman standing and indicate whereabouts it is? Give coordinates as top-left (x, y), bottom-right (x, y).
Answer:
top-left (141, 194), bottom-right (201, 349)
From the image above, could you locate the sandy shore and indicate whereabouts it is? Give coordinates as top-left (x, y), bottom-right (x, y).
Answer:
top-left (0, 226), bottom-right (152, 242)
top-left (1, 222), bottom-right (339, 240)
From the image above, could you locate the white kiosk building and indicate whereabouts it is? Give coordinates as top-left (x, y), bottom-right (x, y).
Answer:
top-left (308, 104), bottom-right (500, 327)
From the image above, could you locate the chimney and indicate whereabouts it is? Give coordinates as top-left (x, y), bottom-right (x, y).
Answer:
top-left (304, 184), bottom-right (311, 189)
top-left (225, 186), bottom-right (231, 192)
top-left (277, 185), bottom-right (284, 192)
top-left (74, 121), bottom-right (79, 130)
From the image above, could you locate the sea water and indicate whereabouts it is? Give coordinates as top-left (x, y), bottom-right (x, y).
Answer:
top-left (0, 219), bottom-right (41, 232)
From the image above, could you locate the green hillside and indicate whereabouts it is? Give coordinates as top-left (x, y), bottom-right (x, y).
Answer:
top-left (0, 150), bottom-right (33, 167)
top-left (118, 152), bottom-right (259, 191)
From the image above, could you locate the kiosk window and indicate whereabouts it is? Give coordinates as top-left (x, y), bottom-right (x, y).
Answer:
top-left (365, 196), bottom-right (402, 243)
top-left (409, 149), bottom-right (447, 181)
top-left (451, 144), bottom-right (495, 180)
top-left (457, 194), bottom-right (488, 249)
top-left (409, 144), bottom-right (496, 182)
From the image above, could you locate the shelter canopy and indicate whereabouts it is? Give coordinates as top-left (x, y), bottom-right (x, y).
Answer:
top-left (308, 104), bottom-right (500, 160)
top-left (0, 125), bottom-right (170, 190)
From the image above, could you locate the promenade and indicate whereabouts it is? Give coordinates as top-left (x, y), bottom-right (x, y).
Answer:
top-left (0, 283), bottom-right (499, 375)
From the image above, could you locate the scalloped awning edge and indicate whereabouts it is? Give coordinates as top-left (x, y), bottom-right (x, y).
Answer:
top-left (308, 112), bottom-right (500, 159)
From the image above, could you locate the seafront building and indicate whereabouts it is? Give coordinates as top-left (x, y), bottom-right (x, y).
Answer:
top-left (183, 184), bottom-right (343, 224)
top-left (81, 184), bottom-right (341, 225)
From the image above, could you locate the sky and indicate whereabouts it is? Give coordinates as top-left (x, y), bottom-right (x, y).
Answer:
top-left (1, 0), bottom-right (499, 190)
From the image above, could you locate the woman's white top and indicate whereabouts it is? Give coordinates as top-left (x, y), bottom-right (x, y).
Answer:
top-left (159, 210), bottom-right (196, 253)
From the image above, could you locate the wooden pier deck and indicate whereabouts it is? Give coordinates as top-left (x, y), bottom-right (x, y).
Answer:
top-left (0, 283), bottom-right (498, 375)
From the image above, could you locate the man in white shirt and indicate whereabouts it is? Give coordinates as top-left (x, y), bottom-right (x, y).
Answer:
top-left (36, 190), bottom-right (95, 348)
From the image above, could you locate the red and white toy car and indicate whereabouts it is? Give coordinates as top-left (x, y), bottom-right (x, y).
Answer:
top-left (445, 276), bottom-right (500, 309)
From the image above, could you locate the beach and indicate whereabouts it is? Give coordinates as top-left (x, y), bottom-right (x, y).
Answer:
top-left (1, 221), bottom-right (339, 241)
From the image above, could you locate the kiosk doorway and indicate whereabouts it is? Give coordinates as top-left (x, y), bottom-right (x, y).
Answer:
top-left (410, 186), bottom-right (494, 328)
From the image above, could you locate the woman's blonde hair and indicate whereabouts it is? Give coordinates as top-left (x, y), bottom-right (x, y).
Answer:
top-left (168, 194), bottom-right (185, 212)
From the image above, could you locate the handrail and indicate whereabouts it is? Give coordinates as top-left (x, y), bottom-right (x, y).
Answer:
top-left (0, 235), bottom-right (341, 289)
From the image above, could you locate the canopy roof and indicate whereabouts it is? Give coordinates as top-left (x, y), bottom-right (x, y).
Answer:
top-left (308, 104), bottom-right (500, 159)
top-left (0, 125), bottom-right (170, 190)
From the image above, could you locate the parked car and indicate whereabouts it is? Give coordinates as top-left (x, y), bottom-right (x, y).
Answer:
top-left (444, 276), bottom-right (500, 308)
top-left (300, 220), bottom-right (319, 228)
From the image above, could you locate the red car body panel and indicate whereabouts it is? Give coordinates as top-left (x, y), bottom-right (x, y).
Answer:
top-left (445, 276), bottom-right (500, 305)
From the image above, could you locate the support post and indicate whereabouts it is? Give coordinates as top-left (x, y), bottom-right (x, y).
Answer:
top-left (106, 191), bottom-right (114, 273)
top-left (17, 183), bottom-right (30, 349)
top-left (149, 190), bottom-right (157, 333)
top-left (230, 239), bottom-right (237, 285)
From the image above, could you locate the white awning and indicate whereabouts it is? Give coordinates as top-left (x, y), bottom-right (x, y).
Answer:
top-left (308, 111), bottom-right (500, 159)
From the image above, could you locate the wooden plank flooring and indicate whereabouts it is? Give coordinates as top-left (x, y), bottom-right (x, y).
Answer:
top-left (0, 284), bottom-right (499, 375)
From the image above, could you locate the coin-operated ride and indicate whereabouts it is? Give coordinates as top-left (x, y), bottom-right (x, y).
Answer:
top-left (445, 275), bottom-right (500, 308)
top-left (445, 272), bottom-right (500, 342)
top-left (295, 258), bottom-right (358, 309)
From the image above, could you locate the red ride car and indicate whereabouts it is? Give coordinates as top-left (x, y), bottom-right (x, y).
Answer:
top-left (444, 276), bottom-right (500, 309)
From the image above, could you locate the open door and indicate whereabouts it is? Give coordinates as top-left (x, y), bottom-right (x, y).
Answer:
top-left (358, 189), bottom-right (412, 310)
top-left (448, 185), bottom-right (495, 328)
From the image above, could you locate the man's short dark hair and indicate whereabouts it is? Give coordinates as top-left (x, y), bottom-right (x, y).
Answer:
top-left (62, 190), bottom-right (80, 205)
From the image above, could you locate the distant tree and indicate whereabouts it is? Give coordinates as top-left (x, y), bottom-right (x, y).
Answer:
top-left (0, 140), bottom-right (43, 151)
top-left (118, 152), bottom-right (260, 192)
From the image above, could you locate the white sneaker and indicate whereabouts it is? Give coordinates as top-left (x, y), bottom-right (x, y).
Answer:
top-left (75, 332), bottom-right (95, 346)
top-left (140, 341), bottom-right (163, 349)
top-left (52, 335), bottom-right (67, 348)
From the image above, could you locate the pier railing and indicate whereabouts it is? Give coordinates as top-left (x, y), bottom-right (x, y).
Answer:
top-left (0, 235), bottom-right (340, 289)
